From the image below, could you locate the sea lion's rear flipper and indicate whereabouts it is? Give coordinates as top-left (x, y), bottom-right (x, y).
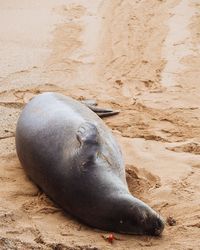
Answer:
top-left (88, 105), bottom-right (119, 117)
top-left (81, 100), bottom-right (119, 117)
top-left (76, 122), bottom-right (100, 162)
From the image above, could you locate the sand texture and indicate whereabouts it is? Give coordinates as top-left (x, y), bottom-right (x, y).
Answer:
top-left (0, 0), bottom-right (200, 249)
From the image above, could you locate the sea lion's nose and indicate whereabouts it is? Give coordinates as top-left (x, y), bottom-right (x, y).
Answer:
top-left (153, 216), bottom-right (165, 236)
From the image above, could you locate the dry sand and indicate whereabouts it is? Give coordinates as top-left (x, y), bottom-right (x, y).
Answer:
top-left (0, 0), bottom-right (200, 249)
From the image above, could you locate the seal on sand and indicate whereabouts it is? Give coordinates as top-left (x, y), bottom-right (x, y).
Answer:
top-left (15, 92), bottom-right (164, 236)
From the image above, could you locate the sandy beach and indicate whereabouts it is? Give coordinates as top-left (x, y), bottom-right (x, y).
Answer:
top-left (0, 0), bottom-right (200, 249)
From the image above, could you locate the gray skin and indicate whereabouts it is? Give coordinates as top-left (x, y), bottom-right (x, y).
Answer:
top-left (15, 92), bottom-right (164, 236)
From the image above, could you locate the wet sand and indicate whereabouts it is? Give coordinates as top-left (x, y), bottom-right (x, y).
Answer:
top-left (0, 0), bottom-right (200, 249)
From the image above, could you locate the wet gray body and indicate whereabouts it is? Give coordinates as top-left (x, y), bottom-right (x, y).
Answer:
top-left (16, 92), bottom-right (164, 235)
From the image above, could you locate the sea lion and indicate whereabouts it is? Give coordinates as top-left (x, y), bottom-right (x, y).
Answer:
top-left (15, 92), bottom-right (164, 236)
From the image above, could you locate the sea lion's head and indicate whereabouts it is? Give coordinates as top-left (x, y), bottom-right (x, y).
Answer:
top-left (103, 193), bottom-right (165, 236)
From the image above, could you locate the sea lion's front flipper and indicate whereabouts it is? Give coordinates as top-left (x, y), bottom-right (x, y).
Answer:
top-left (76, 122), bottom-right (100, 163)
top-left (81, 100), bottom-right (119, 117)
